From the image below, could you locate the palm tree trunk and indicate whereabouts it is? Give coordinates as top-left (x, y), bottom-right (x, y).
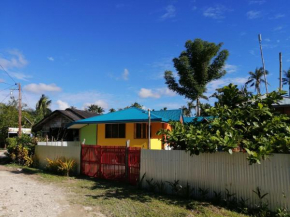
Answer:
top-left (289, 83), bottom-right (290, 96)
top-left (196, 98), bottom-right (200, 117)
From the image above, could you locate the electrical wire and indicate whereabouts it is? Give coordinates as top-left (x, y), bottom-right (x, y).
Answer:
top-left (0, 84), bottom-right (16, 93)
top-left (0, 81), bottom-right (14, 86)
top-left (0, 64), bottom-right (17, 84)
top-left (1, 92), bottom-right (12, 103)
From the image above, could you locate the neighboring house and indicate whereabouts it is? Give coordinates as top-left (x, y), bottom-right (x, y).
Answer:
top-left (32, 108), bottom-right (97, 141)
top-left (273, 97), bottom-right (290, 115)
top-left (67, 107), bottom-right (184, 150)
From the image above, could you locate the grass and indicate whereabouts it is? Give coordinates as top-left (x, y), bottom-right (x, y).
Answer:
top-left (3, 164), bottom-right (248, 217)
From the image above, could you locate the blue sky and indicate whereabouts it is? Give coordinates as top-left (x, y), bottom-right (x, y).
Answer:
top-left (0, 0), bottom-right (289, 113)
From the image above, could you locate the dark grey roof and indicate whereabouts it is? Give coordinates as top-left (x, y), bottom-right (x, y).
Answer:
top-left (32, 108), bottom-right (98, 131)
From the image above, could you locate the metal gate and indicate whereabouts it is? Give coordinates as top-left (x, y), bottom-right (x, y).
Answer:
top-left (81, 145), bottom-right (141, 185)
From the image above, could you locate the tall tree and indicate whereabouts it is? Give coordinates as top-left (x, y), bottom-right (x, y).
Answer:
top-left (130, 102), bottom-right (143, 109)
top-left (86, 104), bottom-right (105, 114)
top-left (161, 107), bottom-right (167, 111)
top-left (164, 39), bottom-right (229, 116)
top-left (36, 94), bottom-right (52, 120)
top-left (282, 68), bottom-right (290, 96)
top-left (181, 101), bottom-right (195, 117)
top-left (109, 108), bottom-right (116, 113)
top-left (245, 67), bottom-right (269, 94)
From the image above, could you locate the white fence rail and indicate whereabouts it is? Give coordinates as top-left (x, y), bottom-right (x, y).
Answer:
top-left (35, 145), bottom-right (81, 174)
top-left (140, 150), bottom-right (290, 211)
top-left (37, 141), bottom-right (80, 147)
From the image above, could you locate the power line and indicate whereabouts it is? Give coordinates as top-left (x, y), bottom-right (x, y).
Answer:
top-left (0, 84), bottom-right (15, 93)
top-left (0, 81), bottom-right (14, 86)
top-left (0, 64), bottom-right (17, 84)
top-left (1, 92), bottom-right (12, 103)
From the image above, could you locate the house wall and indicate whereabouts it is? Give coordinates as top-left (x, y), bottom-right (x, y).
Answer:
top-left (97, 122), bottom-right (165, 149)
top-left (141, 150), bottom-right (290, 211)
top-left (80, 124), bottom-right (97, 145)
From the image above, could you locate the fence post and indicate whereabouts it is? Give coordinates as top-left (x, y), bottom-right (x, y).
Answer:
top-left (125, 140), bottom-right (130, 181)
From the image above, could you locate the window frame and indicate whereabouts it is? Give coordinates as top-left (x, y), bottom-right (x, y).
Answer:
top-left (134, 123), bottom-right (148, 139)
top-left (105, 123), bottom-right (126, 138)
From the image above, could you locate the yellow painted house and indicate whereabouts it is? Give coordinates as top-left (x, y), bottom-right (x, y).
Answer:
top-left (68, 107), bottom-right (184, 150)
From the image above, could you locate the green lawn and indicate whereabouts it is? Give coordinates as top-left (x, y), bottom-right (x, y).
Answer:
top-left (5, 164), bottom-right (248, 217)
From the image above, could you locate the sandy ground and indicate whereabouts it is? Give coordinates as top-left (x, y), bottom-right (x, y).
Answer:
top-left (0, 151), bottom-right (104, 217)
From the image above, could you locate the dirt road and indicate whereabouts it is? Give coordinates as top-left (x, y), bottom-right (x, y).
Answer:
top-left (0, 153), bottom-right (104, 217)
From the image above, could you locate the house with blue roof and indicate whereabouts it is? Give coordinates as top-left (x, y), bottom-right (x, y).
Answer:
top-left (67, 107), bottom-right (184, 150)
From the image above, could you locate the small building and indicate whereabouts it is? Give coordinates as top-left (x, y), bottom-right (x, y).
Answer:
top-left (8, 128), bottom-right (32, 138)
top-left (32, 108), bottom-right (97, 141)
top-left (67, 107), bottom-right (184, 149)
top-left (273, 97), bottom-right (290, 115)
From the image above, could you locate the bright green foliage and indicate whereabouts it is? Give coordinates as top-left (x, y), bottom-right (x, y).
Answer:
top-left (6, 135), bottom-right (36, 166)
top-left (158, 84), bottom-right (290, 164)
top-left (35, 94), bottom-right (52, 121)
top-left (164, 38), bottom-right (229, 116)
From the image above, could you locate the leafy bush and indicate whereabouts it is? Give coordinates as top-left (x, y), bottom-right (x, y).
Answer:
top-left (6, 135), bottom-right (36, 166)
top-left (158, 84), bottom-right (290, 164)
top-left (46, 157), bottom-right (76, 176)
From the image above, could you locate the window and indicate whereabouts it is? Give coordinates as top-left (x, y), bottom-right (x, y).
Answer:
top-left (135, 123), bottom-right (147, 139)
top-left (105, 124), bottom-right (126, 138)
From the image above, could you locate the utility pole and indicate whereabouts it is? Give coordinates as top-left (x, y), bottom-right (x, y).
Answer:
top-left (258, 34), bottom-right (268, 94)
top-left (18, 83), bottom-right (22, 137)
top-left (148, 109), bottom-right (151, 149)
top-left (279, 52), bottom-right (282, 91)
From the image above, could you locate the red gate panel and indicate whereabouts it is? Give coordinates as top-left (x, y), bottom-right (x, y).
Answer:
top-left (81, 145), bottom-right (141, 185)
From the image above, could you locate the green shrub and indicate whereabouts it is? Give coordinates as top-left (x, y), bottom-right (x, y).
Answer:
top-left (5, 135), bottom-right (36, 166)
top-left (46, 157), bottom-right (76, 176)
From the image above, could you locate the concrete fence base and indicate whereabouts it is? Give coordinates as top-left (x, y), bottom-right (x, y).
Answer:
top-left (35, 145), bottom-right (81, 174)
top-left (140, 150), bottom-right (290, 211)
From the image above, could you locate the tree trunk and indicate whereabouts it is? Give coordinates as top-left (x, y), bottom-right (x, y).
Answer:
top-left (196, 98), bottom-right (200, 117)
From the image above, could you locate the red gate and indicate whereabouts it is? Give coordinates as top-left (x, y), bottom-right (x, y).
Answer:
top-left (81, 145), bottom-right (141, 185)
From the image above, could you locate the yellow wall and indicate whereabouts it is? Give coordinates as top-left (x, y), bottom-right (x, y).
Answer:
top-left (97, 123), bottom-right (164, 149)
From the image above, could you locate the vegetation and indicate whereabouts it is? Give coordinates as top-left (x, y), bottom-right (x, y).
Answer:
top-left (5, 165), bottom-right (248, 217)
top-left (35, 94), bottom-right (52, 122)
top-left (46, 157), bottom-right (76, 176)
top-left (86, 104), bottom-right (105, 114)
top-left (164, 38), bottom-right (229, 116)
top-left (245, 67), bottom-right (269, 94)
top-left (5, 135), bottom-right (36, 166)
top-left (282, 68), bottom-right (290, 96)
top-left (158, 84), bottom-right (290, 164)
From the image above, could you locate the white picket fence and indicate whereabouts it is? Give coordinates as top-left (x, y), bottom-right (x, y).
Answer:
top-left (140, 150), bottom-right (290, 211)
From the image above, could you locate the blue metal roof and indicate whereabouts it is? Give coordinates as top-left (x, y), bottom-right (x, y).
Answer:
top-left (67, 107), bottom-right (177, 128)
top-left (151, 109), bottom-right (182, 121)
top-left (184, 116), bottom-right (214, 123)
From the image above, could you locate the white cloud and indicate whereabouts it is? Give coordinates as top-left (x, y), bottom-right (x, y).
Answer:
top-left (264, 38), bottom-right (271, 42)
top-left (207, 77), bottom-right (248, 95)
top-left (122, 68), bottom-right (129, 80)
top-left (224, 64), bottom-right (238, 73)
top-left (139, 88), bottom-right (160, 99)
top-left (47, 57), bottom-right (54, 61)
top-left (156, 88), bottom-right (176, 97)
top-left (138, 87), bottom-right (176, 99)
top-left (9, 72), bottom-right (31, 81)
top-left (0, 49), bottom-right (28, 70)
top-left (83, 100), bottom-right (109, 109)
top-left (203, 5), bottom-right (230, 19)
top-left (161, 5), bottom-right (176, 20)
top-left (247, 10), bottom-right (262, 19)
top-left (24, 83), bottom-right (62, 94)
top-left (274, 26), bottom-right (283, 31)
top-left (56, 100), bottom-right (69, 110)
top-left (0, 49), bottom-right (30, 81)
top-left (249, 0), bottom-right (266, 5)
top-left (270, 13), bottom-right (285, 19)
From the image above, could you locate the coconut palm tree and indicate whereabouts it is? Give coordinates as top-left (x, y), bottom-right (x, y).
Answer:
top-left (36, 94), bottom-right (52, 119)
top-left (181, 101), bottom-right (195, 117)
top-left (109, 108), bottom-right (116, 113)
top-left (282, 68), bottom-right (290, 96)
top-left (86, 104), bottom-right (104, 114)
top-left (245, 67), bottom-right (269, 94)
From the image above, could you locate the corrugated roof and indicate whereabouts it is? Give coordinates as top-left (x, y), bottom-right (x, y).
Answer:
top-left (68, 107), bottom-right (169, 127)
top-left (151, 109), bottom-right (182, 121)
top-left (184, 116), bottom-right (214, 123)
